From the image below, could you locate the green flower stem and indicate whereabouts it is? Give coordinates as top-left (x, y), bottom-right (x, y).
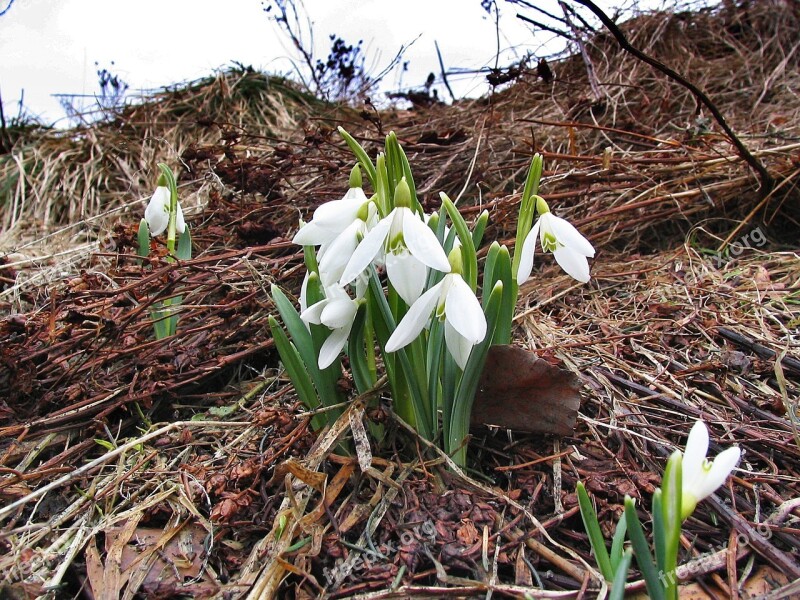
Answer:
top-left (367, 269), bottom-right (432, 440)
top-left (157, 163), bottom-right (179, 257)
top-left (511, 154), bottom-right (542, 280)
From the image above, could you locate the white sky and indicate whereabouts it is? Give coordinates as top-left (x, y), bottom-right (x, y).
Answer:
top-left (0, 0), bottom-right (649, 125)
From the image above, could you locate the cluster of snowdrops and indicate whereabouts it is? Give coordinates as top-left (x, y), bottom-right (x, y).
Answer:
top-left (140, 130), bottom-right (740, 596)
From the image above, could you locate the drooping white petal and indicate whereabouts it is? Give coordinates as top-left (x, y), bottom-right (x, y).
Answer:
top-left (444, 319), bottom-right (473, 370)
top-left (340, 213), bottom-right (393, 285)
top-left (546, 214), bottom-right (595, 257)
top-left (311, 188), bottom-right (367, 232)
top-left (175, 202), bottom-right (186, 234)
top-left (400, 208), bottom-right (451, 273)
top-left (300, 299), bottom-right (326, 325)
top-left (515, 220), bottom-right (541, 284)
top-left (318, 219), bottom-right (361, 285)
top-left (682, 420), bottom-right (710, 486)
top-left (553, 246), bottom-right (591, 283)
top-left (693, 447), bottom-right (741, 501)
top-left (292, 221), bottom-right (338, 246)
top-left (385, 281), bottom-right (444, 352)
top-left (386, 251), bottom-right (428, 305)
top-left (144, 186), bottom-right (171, 236)
top-left (320, 296), bottom-right (358, 329)
top-left (318, 325), bottom-right (351, 369)
top-left (444, 275), bottom-right (486, 345)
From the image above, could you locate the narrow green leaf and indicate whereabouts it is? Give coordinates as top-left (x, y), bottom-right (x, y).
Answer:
top-left (167, 294), bottom-right (182, 337)
top-left (269, 316), bottom-right (325, 429)
top-left (447, 280), bottom-right (503, 465)
top-left (577, 482), bottom-right (614, 581)
top-left (338, 127), bottom-right (376, 187)
top-left (489, 244), bottom-right (514, 345)
top-left (652, 489), bottom-right (667, 576)
top-left (176, 227), bottom-right (192, 261)
top-left (624, 497), bottom-right (666, 600)
top-left (610, 512), bottom-right (628, 571)
top-left (347, 303), bottom-right (374, 394)
top-left (137, 218), bottom-right (150, 259)
top-left (471, 210), bottom-right (489, 249)
top-left (271, 284), bottom-right (341, 409)
top-left (440, 192), bottom-right (478, 291)
top-left (608, 549), bottom-right (633, 600)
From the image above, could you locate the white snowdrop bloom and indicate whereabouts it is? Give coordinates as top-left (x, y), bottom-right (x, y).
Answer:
top-left (292, 187), bottom-right (369, 247)
top-left (340, 179), bottom-right (449, 305)
top-left (386, 272), bottom-right (486, 369)
top-left (301, 285), bottom-right (361, 369)
top-left (144, 185), bottom-right (185, 236)
top-left (680, 420), bottom-right (741, 519)
top-left (516, 199), bottom-right (594, 284)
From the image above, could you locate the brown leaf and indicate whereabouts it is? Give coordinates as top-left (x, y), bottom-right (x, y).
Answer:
top-left (471, 345), bottom-right (581, 435)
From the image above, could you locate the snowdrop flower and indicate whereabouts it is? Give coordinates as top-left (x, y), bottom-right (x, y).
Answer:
top-left (680, 420), bottom-right (741, 519)
top-left (292, 186), bottom-right (369, 247)
top-left (301, 284), bottom-right (363, 369)
top-left (316, 200), bottom-right (378, 286)
top-left (144, 184), bottom-right (185, 236)
top-left (292, 167), bottom-right (370, 249)
top-left (386, 250), bottom-right (486, 369)
top-left (340, 178), bottom-right (450, 305)
top-left (516, 197), bottom-right (594, 284)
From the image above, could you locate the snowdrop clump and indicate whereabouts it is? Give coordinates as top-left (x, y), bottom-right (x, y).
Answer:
top-left (270, 129), bottom-right (594, 465)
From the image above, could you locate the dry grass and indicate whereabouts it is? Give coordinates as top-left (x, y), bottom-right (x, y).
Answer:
top-left (1, 2), bottom-right (800, 598)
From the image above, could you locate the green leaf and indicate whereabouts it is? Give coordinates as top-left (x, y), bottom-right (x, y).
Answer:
top-left (624, 497), bottom-right (665, 600)
top-left (608, 549), bottom-right (633, 600)
top-left (137, 218), bottom-right (150, 259)
top-left (440, 192), bottom-right (478, 291)
top-left (269, 316), bottom-right (325, 429)
top-left (271, 284), bottom-right (342, 410)
top-left (347, 303), bottom-right (374, 394)
top-left (610, 512), bottom-right (628, 571)
top-left (447, 280), bottom-right (503, 465)
top-left (487, 244), bottom-right (514, 345)
top-left (339, 127), bottom-right (377, 188)
top-left (176, 227), bottom-right (192, 261)
top-left (167, 294), bottom-right (182, 337)
top-left (471, 210), bottom-right (489, 249)
top-left (577, 481), bottom-right (614, 581)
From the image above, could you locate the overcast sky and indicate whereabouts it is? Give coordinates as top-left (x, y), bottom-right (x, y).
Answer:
top-left (0, 0), bottom-right (651, 125)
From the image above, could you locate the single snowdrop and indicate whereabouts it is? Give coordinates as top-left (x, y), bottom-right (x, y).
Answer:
top-left (516, 197), bottom-right (595, 284)
top-left (301, 284), bottom-right (363, 369)
top-left (144, 182), bottom-right (185, 236)
top-left (340, 178), bottom-right (450, 304)
top-left (292, 166), bottom-right (369, 248)
top-left (680, 420), bottom-right (741, 519)
top-left (386, 248), bottom-right (486, 369)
